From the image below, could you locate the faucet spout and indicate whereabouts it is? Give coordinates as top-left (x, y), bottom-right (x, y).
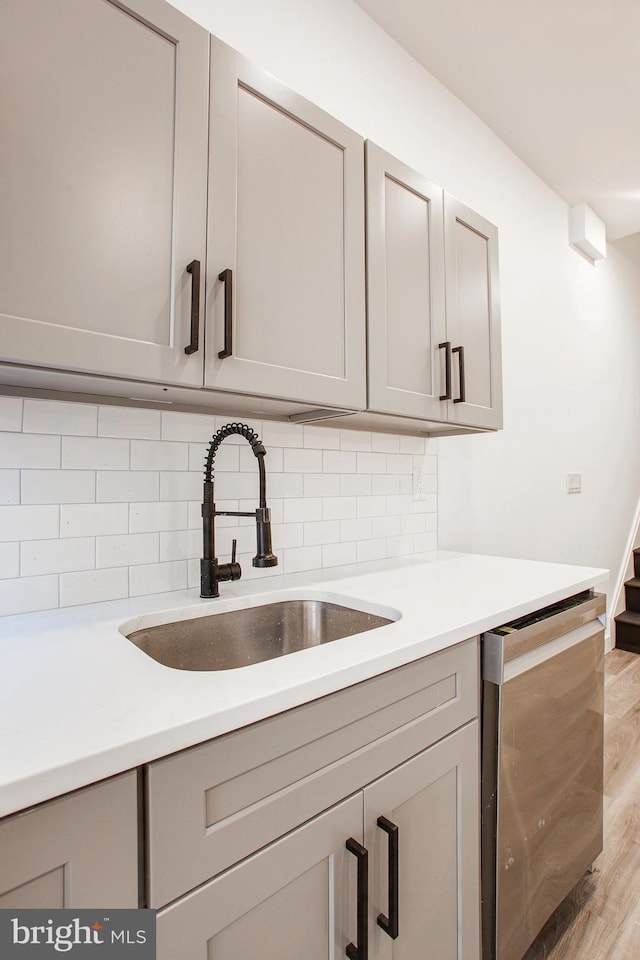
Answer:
top-left (200, 422), bottom-right (278, 598)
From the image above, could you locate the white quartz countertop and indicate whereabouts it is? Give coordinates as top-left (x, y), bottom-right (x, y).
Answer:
top-left (0, 551), bottom-right (607, 818)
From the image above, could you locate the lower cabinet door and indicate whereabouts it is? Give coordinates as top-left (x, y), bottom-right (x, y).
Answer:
top-left (365, 722), bottom-right (480, 960)
top-left (0, 773), bottom-right (138, 908)
top-left (156, 793), bottom-right (363, 960)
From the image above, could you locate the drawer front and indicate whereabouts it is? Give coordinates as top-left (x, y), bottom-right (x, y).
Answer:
top-left (147, 639), bottom-right (477, 907)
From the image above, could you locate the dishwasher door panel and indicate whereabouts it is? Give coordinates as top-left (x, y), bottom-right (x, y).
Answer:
top-left (495, 624), bottom-right (604, 960)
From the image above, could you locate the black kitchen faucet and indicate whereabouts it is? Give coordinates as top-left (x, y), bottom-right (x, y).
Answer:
top-left (200, 422), bottom-right (278, 598)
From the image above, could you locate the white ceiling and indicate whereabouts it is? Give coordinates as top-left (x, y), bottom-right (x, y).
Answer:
top-left (353, 0), bottom-right (640, 242)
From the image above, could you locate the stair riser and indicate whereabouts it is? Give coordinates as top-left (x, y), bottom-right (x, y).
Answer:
top-left (625, 584), bottom-right (640, 613)
top-left (634, 550), bottom-right (640, 578)
top-left (616, 620), bottom-right (640, 653)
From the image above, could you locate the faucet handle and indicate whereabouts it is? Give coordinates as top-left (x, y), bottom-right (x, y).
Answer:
top-left (231, 539), bottom-right (237, 564)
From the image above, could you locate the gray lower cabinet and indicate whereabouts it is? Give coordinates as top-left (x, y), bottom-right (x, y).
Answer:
top-left (148, 641), bottom-right (480, 959)
top-left (0, 773), bottom-right (138, 908)
top-left (365, 142), bottom-right (502, 431)
top-left (0, 0), bottom-right (209, 387)
top-left (156, 794), bottom-right (362, 960)
top-left (205, 39), bottom-right (367, 410)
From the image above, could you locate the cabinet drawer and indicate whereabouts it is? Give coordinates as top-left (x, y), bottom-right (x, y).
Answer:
top-left (0, 772), bottom-right (139, 908)
top-left (146, 639), bottom-right (477, 907)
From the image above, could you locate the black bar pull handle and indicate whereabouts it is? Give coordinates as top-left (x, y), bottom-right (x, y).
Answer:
top-left (217, 268), bottom-right (233, 359)
top-left (376, 816), bottom-right (399, 940)
top-left (438, 341), bottom-right (452, 400)
top-left (453, 344), bottom-right (466, 403)
top-left (346, 838), bottom-right (368, 960)
top-left (184, 259), bottom-right (200, 355)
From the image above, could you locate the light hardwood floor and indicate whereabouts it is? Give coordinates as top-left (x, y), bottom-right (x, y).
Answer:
top-left (522, 648), bottom-right (640, 959)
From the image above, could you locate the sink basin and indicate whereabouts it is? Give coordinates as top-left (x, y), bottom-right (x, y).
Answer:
top-left (125, 598), bottom-right (394, 671)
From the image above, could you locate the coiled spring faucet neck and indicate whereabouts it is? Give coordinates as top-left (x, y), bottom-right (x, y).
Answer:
top-left (200, 422), bottom-right (277, 598)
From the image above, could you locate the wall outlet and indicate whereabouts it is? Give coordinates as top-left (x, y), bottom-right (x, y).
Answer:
top-left (413, 463), bottom-right (429, 501)
top-left (566, 473), bottom-right (582, 494)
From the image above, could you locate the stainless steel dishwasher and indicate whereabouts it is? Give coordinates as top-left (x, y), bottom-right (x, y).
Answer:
top-left (481, 589), bottom-right (605, 960)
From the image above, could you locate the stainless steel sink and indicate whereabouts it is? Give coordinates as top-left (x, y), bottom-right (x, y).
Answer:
top-left (125, 599), bottom-right (394, 671)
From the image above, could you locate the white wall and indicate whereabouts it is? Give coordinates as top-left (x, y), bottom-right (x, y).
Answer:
top-left (165, 0), bottom-right (640, 624)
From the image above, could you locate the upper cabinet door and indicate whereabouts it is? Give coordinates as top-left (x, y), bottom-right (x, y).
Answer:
top-left (205, 39), bottom-right (367, 410)
top-left (0, 0), bottom-right (209, 386)
top-left (366, 143), bottom-right (447, 420)
top-left (444, 196), bottom-right (503, 430)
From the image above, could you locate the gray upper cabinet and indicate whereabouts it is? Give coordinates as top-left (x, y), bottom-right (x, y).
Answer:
top-left (444, 195), bottom-right (503, 430)
top-left (0, 0), bottom-right (209, 386)
top-left (365, 143), bottom-right (502, 431)
top-left (366, 142), bottom-right (447, 421)
top-left (205, 39), bottom-right (367, 410)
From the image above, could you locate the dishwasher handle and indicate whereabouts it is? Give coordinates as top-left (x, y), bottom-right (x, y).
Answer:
top-left (483, 618), bottom-right (603, 685)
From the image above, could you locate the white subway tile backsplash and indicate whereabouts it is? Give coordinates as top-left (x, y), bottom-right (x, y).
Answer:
top-left (284, 498), bottom-right (323, 523)
top-left (0, 399), bottom-right (437, 616)
top-left (0, 543), bottom-right (19, 579)
top-left (340, 430), bottom-right (372, 452)
top-left (0, 575), bottom-right (59, 615)
top-left (371, 433), bottom-right (400, 453)
top-left (261, 420), bottom-right (303, 448)
top-left (303, 520), bottom-right (340, 546)
top-left (283, 545), bottom-right (322, 573)
top-left (304, 425), bottom-right (341, 450)
top-left (356, 496), bottom-right (387, 518)
top-left (268, 473), bottom-right (304, 499)
top-left (271, 522), bottom-right (304, 550)
top-left (303, 474), bottom-right (340, 498)
top-left (214, 472), bottom-right (262, 501)
top-left (159, 472), bottom-right (201, 502)
top-left (97, 471), bottom-right (159, 503)
top-left (323, 450), bottom-right (356, 473)
top-left (323, 497), bottom-right (357, 521)
top-left (372, 516), bottom-right (402, 538)
top-left (371, 475), bottom-right (400, 496)
top-left (23, 400), bottom-right (96, 436)
top-left (98, 406), bottom-right (161, 439)
top-left (399, 435), bottom-right (425, 455)
top-left (357, 452), bottom-right (387, 474)
top-left (340, 474), bottom-right (371, 497)
top-left (21, 537), bottom-right (95, 576)
top-left (357, 538), bottom-right (387, 562)
top-left (60, 568), bottom-right (128, 607)
top-left (284, 448), bottom-right (323, 473)
top-left (322, 541), bottom-right (357, 567)
top-left (387, 453), bottom-right (414, 474)
top-left (387, 535), bottom-right (414, 557)
top-left (340, 517), bottom-right (372, 542)
top-left (190, 442), bottom-right (238, 473)
top-left (61, 503), bottom-right (128, 538)
top-left (129, 560), bottom-right (188, 598)
top-left (0, 505), bottom-right (59, 542)
top-left (0, 397), bottom-right (23, 432)
top-left (131, 439), bottom-right (187, 471)
top-left (62, 436), bottom-right (129, 470)
top-left (22, 470), bottom-right (95, 505)
top-left (0, 433), bottom-right (61, 469)
top-left (414, 532), bottom-right (438, 552)
top-left (130, 501), bottom-right (188, 534)
top-left (97, 533), bottom-right (159, 569)
top-left (0, 470), bottom-right (20, 505)
top-left (159, 529), bottom-right (200, 562)
top-left (163, 411), bottom-right (217, 442)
